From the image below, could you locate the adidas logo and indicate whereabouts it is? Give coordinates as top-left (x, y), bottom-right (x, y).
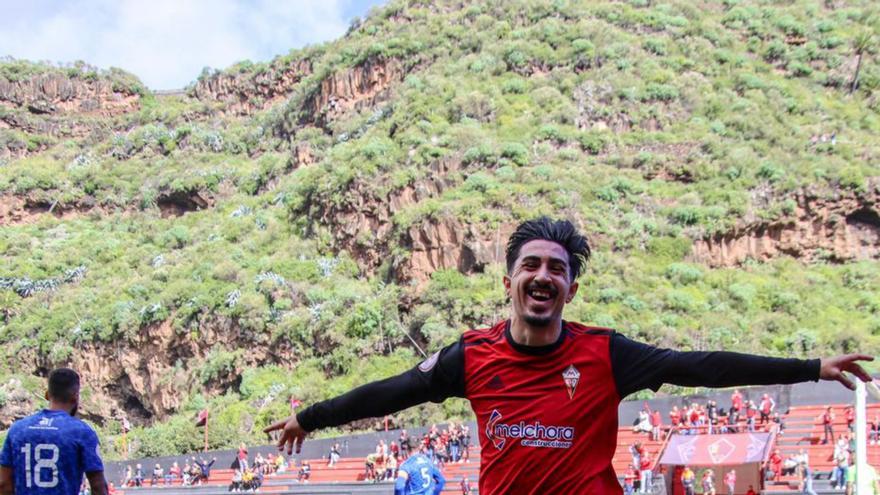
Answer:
top-left (487, 375), bottom-right (505, 390)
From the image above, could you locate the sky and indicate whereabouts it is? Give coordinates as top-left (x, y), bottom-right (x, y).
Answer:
top-left (0, 0), bottom-right (388, 90)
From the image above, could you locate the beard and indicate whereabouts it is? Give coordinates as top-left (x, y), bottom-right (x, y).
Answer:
top-left (523, 313), bottom-right (554, 327)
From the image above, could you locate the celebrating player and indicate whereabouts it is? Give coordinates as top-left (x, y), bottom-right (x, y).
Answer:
top-left (0, 368), bottom-right (107, 495)
top-left (265, 217), bottom-right (873, 494)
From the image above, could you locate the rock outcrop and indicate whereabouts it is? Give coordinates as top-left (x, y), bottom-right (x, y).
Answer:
top-left (0, 74), bottom-right (140, 117)
top-left (301, 57), bottom-right (406, 126)
top-left (692, 182), bottom-right (880, 266)
top-left (192, 59), bottom-right (312, 115)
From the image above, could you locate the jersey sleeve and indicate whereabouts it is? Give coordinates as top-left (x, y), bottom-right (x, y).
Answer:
top-left (0, 431), bottom-right (12, 467)
top-left (79, 426), bottom-right (105, 473)
top-left (297, 338), bottom-right (466, 432)
top-left (610, 332), bottom-right (820, 398)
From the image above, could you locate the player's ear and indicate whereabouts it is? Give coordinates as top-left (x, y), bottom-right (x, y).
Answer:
top-left (565, 281), bottom-right (579, 303)
top-left (44, 391), bottom-right (49, 401)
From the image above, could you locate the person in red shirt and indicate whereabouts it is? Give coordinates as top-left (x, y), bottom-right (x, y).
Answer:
top-left (767, 448), bottom-right (783, 481)
top-left (264, 218), bottom-right (873, 495)
top-left (623, 464), bottom-right (637, 495)
top-left (746, 400), bottom-right (758, 432)
top-left (731, 389), bottom-right (743, 413)
top-left (822, 406), bottom-right (836, 444)
top-left (650, 409), bottom-right (662, 441)
top-left (746, 486), bottom-right (757, 495)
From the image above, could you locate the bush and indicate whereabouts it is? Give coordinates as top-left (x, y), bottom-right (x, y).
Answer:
top-left (500, 142), bottom-right (529, 166)
top-left (642, 83), bottom-right (679, 102)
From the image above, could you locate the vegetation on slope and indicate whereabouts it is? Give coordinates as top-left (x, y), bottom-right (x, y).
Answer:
top-left (0, 0), bottom-right (878, 459)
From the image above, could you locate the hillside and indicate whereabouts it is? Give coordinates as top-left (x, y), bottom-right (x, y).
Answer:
top-left (0, 0), bottom-right (878, 459)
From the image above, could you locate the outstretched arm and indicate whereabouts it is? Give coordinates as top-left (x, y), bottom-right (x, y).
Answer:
top-left (611, 333), bottom-right (873, 398)
top-left (265, 340), bottom-right (465, 454)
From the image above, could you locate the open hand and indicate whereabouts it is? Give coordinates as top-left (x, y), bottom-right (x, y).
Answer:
top-left (820, 354), bottom-right (874, 390)
top-left (263, 414), bottom-right (308, 455)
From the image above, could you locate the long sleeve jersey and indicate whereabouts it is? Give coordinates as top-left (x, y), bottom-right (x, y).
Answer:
top-left (296, 320), bottom-right (819, 494)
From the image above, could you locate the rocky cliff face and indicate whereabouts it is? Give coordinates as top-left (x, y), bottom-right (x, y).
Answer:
top-left (10, 316), bottom-right (295, 426)
top-left (692, 181), bottom-right (880, 266)
top-left (192, 59), bottom-right (312, 115)
top-left (301, 57), bottom-right (406, 127)
top-left (307, 157), bottom-right (513, 285)
top-left (0, 74), bottom-right (140, 117)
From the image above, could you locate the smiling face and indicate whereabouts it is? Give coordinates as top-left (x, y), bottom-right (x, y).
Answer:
top-left (504, 239), bottom-right (579, 330)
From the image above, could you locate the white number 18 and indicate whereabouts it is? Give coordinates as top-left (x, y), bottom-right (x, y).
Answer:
top-left (20, 443), bottom-right (59, 488)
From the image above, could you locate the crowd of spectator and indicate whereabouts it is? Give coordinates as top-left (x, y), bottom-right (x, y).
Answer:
top-left (362, 423), bottom-right (471, 483)
top-left (632, 390), bottom-right (786, 440)
top-left (121, 457), bottom-right (216, 488)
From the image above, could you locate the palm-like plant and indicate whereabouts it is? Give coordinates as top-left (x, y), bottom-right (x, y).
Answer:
top-left (850, 30), bottom-right (876, 95)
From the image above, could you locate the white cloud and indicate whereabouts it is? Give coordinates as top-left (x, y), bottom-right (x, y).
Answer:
top-left (0, 0), bottom-right (353, 89)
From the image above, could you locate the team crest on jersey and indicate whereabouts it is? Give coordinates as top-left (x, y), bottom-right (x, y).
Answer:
top-left (562, 365), bottom-right (580, 399)
top-left (38, 417), bottom-right (54, 427)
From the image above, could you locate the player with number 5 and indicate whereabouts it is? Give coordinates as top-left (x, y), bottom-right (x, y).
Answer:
top-left (395, 452), bottom-right (445, 495)
top-left (0, 368), bottom-right (107, 495)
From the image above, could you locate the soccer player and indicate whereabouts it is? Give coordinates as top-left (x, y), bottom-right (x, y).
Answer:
top-left (394, 453), bottom-right (444, 495)
top-left (265, 217), bottom-right (873, 494)
top-left (0, 368), bottom-right (107, 495)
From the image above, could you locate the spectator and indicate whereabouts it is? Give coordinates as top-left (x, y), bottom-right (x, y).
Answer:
top-left (872, 414), bottom-right (880, 445)
top-left (731, 389), bottom-right (743, 413)
top-left (329, 442), bottom-right (341, 467)
top-left (821, 406), bottom-right (835, 444)
top-left (386, 452), bottom-right (398, 480)
top-left (134, 463), bottom-right (144, 487)
top-left (242, 468), bottom-right (255, 491)
top-left (460, 475), bottom-right (472, 495)
top-left (767, 449), bottom-right (782, 481)
top-left (701, 469), bottom-right (716, 495)
top-left (772, 411), bottom-right (785, 433)
top-left (670, 406), bottom-right (681, 430)
top-left (238, 442), bottom-right (248, 470)
top-left (845, 406), bottom-right (855, 432)
top-left (230, 469), bottom-right (243, 492)
top-left (390, 440), bottom-right (400, 461)
top-left (150, 463), bottom-right (163, 486)
top-left (122, 465), bottom-right (133, 487)
top-left (781, 454), bottom-right (799, 476)
top-left (727, 406), bottom-right (740, 434)
top-left (182, 462), bottom-right (193, 485)
top-left (166, 461), bottom-right (179, 485)
top-left (635, 408), bottom-right (652, 435)
top-left (746, 486), bottom-right (757, 495)
top-left (623, 465), bottom-right (637, 495)
top-left (650, 409), bottom-right (662, 441)
top-left (681, 466), bottom-right (695, 495)
top-left (629, 442), bottom-right (642, 470)
top-left (846, 457), bottom-right (856, 495)
top-left (449, 429), bottom-right (461, 462)
top-left (253, 452), bottom-right (264, 474)
top-left (799, 461), bottom-right (818, 495)
top-left (638, 451), bottom-right (652, 493)
top-left (195, 457), bottom-right (217, 484)
top-left (274, 453), bottom-right (286, 473)
top-left (399, 429), bottom-right (411, 458)
top-left (461, 425), bottom-right (471, 462)
top-left (723, 469), bottom-right (736, 495)
top-left (832, 446), bottom-right (848, 490)
top-left (298, 460), bottom-right (311, 483)
top-left (759, 394), bottom-right (775, 425)
top-left (365, 452), bottom-right (378, 482)
top-left (746, 401), bottom-right (758, 432)
top-left (707, 400), bottom-right (718, 434)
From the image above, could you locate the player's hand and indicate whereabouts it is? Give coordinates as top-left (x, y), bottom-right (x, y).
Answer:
top-left (263, 414), bottom-right (308, 455)
top-left (820, 354), bottom-right (874, 390)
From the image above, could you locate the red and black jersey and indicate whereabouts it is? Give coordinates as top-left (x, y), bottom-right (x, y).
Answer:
top-left (296, 320), bottom-right (819, 494)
